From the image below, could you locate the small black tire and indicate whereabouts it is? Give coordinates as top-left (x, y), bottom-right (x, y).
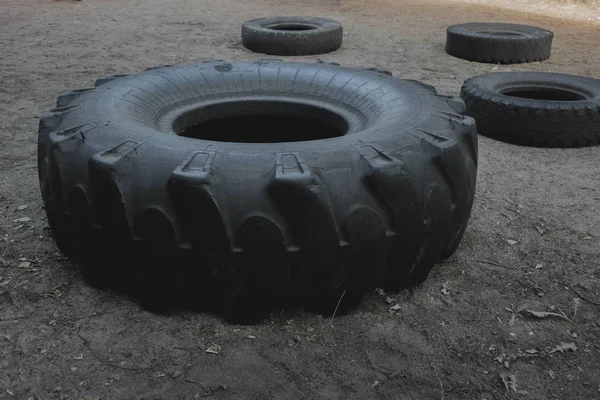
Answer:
top-left (461, 72), bottom-right (600, 148)
top-left (242, 16), bottom-right (343, 56)
top-left (38, 60), bottom-right (477, 322)
top-left (446, 23), bottom-right (553, 64)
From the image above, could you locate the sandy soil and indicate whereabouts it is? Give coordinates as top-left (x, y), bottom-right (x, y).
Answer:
top-left (1, 0), bottom-right (599, 398)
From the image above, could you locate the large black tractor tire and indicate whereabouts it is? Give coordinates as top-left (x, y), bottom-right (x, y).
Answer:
top-left (242, 16), bottom-right (343, 56)
top-left (461, 72), bottom-right (600, 147)
top-left (446, 23), bottom-right (553, 64)
top-left (38, 60), bottom-right (477, 323)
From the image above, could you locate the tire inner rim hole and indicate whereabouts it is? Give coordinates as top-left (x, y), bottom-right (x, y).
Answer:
top-left (174, 100), bottom-right (349, 143)
top-left (266, 23), bottom-right (318, 31)
top-left (501, 87), bottom-right (586, 101)
top-left (478, 31), bottom-right (524, 36)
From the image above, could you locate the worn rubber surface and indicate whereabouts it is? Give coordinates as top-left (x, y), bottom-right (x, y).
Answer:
top-left (38, 60), bottom-right (477, 322)
top-left (242, 16), bottom-right (343, 56)
top-left (461, 72), bottom-right (600, 147)
top-left (446, 23), bottom-right (553, 64)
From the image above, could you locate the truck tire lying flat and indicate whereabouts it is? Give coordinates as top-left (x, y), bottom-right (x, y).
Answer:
top-left (38, 60), bottom-right (477, 322)
top-left (446, 23), bottom-right (553, 64)
top-left (461, 72), bottom-right (600, 147)
top-left (242, 16), bottom-right (343, 55)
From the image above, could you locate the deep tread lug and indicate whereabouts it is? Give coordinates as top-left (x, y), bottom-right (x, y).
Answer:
top-left (145, 64), bottom-right (174, 71)
top-left (168, 151), bottom-right (231, 252)
top-left (355, 144), bottom-right (426, 287)
top-left (363, 67), bottom-right (393, 76)
top-left (94, 74), bottom-right (129, 87)
top-left (56, 88), bottom-right (94, 108)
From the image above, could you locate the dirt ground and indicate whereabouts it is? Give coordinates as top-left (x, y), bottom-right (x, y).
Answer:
top-left (1, 0), bottom-right (599, 398)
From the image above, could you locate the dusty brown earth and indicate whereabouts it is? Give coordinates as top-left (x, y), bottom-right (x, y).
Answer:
top-left (1, 0), bottom-right (599, 399)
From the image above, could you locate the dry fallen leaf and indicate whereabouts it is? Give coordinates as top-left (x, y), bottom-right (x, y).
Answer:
top-left (500, 374), bottom-right (527, 394)
top-left (525, 349), bottom-right (539, 354)
top-left (390, 304), bottom-right (401, 311)
top-left (548, 342), bottom-right (577, 354)
top-left (13, 217), bottom-right (30, 223)
top-left (17, 205), bottom-right (29, 211)
top-left (18, 262), bottom-right (31, 268)
top-left (519, 309), bottom-right (571, 322)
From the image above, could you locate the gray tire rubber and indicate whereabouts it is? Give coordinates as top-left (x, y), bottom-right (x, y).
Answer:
top-left (242, 16), bottom-right (343, 56)
top-left (461, 72), bottom-right (600, 147)
top-left (38, 60), bottom-right (477, 322)
top-left (446, 23), bottom-right (553, 64)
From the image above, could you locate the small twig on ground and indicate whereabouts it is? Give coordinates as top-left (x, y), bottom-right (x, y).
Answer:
top-left (330, 289), bottom-right (347, 326)
top-left (573, 287), bottom-right (600, 307)
top-left (432, 364), bottom-right (444, 400)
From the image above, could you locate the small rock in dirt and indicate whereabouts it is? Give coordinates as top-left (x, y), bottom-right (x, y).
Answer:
top-left (441, 281), bottom-right (450, 295)
top-left (525, 349), bottom-right (539, 354)
top-left (583, 236), bottom-right (592, 240)
top-left (390, 304), bottom-right (401, 311)
top-left (535, 263), bottom-right (543, 269)
top-left (18, 262), bottom-right (31, 268)
top-left (205, 344), bottom-right (222, 354)
top-left (306, 327), bottom-right (314, 332)
top-left (385, 296), bottom-right (395, 304)
top-left (16, 205), bottom-right (28, 211)
top-left (12, 217), bottom-right (30, 223)
top-left (247, 335), bottom-right (256, 340)
top-left (506, 239), bottom-right (518, 245)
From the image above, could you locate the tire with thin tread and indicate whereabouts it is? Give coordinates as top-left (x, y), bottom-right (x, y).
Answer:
top-left (242, 16), bottom-right (343, 56)
top-left (38, 61), bottom-right (477, 322)
top-left (461, 72), bottom-right (600, 147)
top-left (446, 23), bottom-right (553, 64)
